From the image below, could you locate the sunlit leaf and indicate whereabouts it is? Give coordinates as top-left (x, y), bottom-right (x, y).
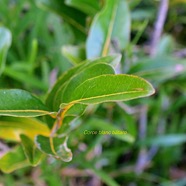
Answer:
top-left (86, 0), bottom-right (130, 58)
top-left (0, 117), bottom-right (50, 141)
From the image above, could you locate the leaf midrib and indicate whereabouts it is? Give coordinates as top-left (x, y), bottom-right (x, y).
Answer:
top-left (102, 1), bottom-right (118, 56)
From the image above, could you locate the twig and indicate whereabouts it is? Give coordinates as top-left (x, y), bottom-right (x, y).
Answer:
top-left (135, 105), bottom-right (148, 174)
top-left (174, 48), bottom-right (186, 58)
top-left (49, 68), bottom-right (58, 88)
top-left (150, 0), bottom-right (169, 56)
top-left (116, 102), bottom-right (141, 114)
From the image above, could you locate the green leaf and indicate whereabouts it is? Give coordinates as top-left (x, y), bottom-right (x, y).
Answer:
top-left (0, 117), bottom-right (50, 141)
top-left (0, 27), bottom-right (11, 76)
top-left (0, 146), bottom-right (29, 173)
top-left (65, 0), bottom-right (100, 15)
top-left (35, 135), bottom-right (72, 162)
top-left (0, 89), bottom-right (53, 117)
top-left (128, 56), bottom-right (186, 85)
top-left (138, 134), bottom-right (186, 147)
top-left (91, 168), bottom-right (120, 186)
top-left (64, 74), bottom-right (155, 104)
top-left (4, 67), bottom-right (48, 91)
top-left (60, 63), bottom-right (115, 107)
top-left (86, 118), bottom-right (135, 143)
top-left (86, 0), bottom-right (130, 58)
top-left (62, 45), bottom-right (86, 65)
top-left (36, 0), bottom-right (86, 34)
top-left (20, 135), bottom-right (44, 166)
top-left (46, 55), bottom-right (121, 110)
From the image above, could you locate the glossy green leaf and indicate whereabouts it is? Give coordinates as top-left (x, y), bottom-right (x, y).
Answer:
top-left (35, 135), bottom-right (72, 162)
top-left (60, 63), bottom-right (115, 107)
top-left (86, 118), bottom-right (135, 143)
top-left (65, 0), bottom-right (100, 15)
top-left (20, 135), bottom-right (44, 166)
top-left (46, 55), bottom-right (121, 110)
top-left (86, 0), bottom-right (130, 58)
top-left (64, 74), bottom-right (155, 104)
top-left (62, 45), bottom-right (86, 65)
top-left (0, 146), bottom-right (29, 173)
top-left (0, 89), bottom-right (53, 117)
top-left (36, 0), bottom-right (86, 34)
top-left (0, 27), bottom-right (11, 76)
top-left (0, 117), bottom-right (50, 141)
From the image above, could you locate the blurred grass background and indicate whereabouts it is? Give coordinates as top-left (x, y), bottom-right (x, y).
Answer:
top-left (1, 0), bottom-right (186, 185)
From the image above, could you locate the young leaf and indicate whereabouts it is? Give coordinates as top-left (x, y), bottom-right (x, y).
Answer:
top-left (0, 146), bottom-right (29, 173)
top-left (64, 74), bottom-right (155, 104)
top-left (59, 63), bottom-right (115, 108)
top-left (0, 27), bottom-right (11, 76)
top-left (46, 55), bottom-right (121, 110)
top-left (0, 89), bottom-right (53, 117)
top-left (35, 135), bottom-right (72, 162)
top-left (86, 0), bottom-right (130, 58)
top-left (20, 135), bottom-right (44, 166)
top-left (0, 117), bottom-right (50, 141)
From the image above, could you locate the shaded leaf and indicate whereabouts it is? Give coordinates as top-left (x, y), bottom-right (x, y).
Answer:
top-left (35, 135), bottom-right (72, 162)
top-left (91, 168), bottom-right (120, 186)
top-left (0, 117), bottom-right (50, 141)
top-left (86, 0), bottom-right (130, 58)
top-left (0, 146), bottom-right (29, 173)
top-left (20, 135), bottom-right (44, 166)
top-left (65, 0), bottom-right (100, 15)
top-left (138, 134), bottom-right (186, 147)
top-left (0, 27), bottom-right (11, 76)
top-left (86, 118), bottom-right (135, 143)
top-left (128, 56), bottom-right (186, 85)
top-left (0, 89), bottom-right (53, 117)
top-left (4, 67), bottom-right (48, 91)
top-left (36, 0), bottom-right (86, 33)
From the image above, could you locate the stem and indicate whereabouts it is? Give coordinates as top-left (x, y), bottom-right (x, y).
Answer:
top-left (150, 0), bottom-right (169, 56)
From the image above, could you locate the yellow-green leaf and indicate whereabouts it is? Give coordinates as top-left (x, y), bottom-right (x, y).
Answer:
top-left (0, 117), bottom-right (50, 141)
